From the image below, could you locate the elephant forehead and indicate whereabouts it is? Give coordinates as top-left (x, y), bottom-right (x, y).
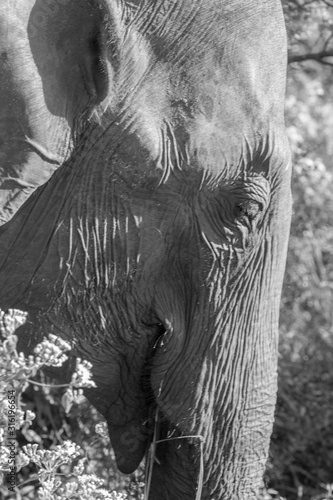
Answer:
top-left (114, 24), bottom-right (287, 182)
top-left (89, 0), bottom-right (288, 176)
top-left (114, 68), bottom-right (285, 186)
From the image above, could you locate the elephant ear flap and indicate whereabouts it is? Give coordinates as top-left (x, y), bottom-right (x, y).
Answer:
top-left (0, 0), bottom-right (111, 225)
top-left (28, 0), bottom-right (112, 126)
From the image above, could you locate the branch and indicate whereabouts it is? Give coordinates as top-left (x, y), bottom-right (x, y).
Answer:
top-left (288, 49), bottom-right (333, 65)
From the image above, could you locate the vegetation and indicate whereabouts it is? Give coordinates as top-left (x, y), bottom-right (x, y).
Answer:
top-left (1, 2), bottom-right (333, 499)
top-left (267, 2), bottom-right (333, 499)
top-left (0, 309), bottom-right (145, 499)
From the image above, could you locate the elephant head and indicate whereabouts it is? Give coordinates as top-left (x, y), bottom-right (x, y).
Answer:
top-left (0, 0), bottom-right (291, 498)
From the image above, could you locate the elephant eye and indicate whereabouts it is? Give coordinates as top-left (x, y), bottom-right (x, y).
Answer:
top-left (234, 200), bottom-right (264, 222)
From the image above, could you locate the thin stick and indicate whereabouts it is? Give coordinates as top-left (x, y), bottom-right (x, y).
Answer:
top-left (144, 416), bottom-right (204, 500)
top-left (26, 379), bottom-right (69, 388)
top-left (144, 409), bottom-right (160, 500)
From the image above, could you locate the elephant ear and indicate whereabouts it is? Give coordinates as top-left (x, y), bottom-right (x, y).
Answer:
top-left (0, 0), bottom-right (111, 225)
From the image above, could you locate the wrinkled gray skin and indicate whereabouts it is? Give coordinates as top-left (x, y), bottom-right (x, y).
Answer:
top-left (0, 1), bottom-right (291, 498)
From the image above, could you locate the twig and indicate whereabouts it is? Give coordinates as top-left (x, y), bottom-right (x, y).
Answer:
top-left (288, 49), bottom-right (333, 65)
top-left (26, 379), bottom-right (69, 388)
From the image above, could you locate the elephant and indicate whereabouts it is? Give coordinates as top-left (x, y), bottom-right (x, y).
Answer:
top-left (0, 0), bottom-right (292, 498)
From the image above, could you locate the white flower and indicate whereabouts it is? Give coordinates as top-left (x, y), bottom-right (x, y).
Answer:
top-left (72, 457), bottom-right (86, 476)
top-left (0, 309), bottom-right (27, 337)
top-left (34, 335), bottom-right (71, 368)
top-left (95, 422), bottom-right (109, 440)
top-left (71, 359), bottom-right (96, 388)
top-left (16, 450), bottom-right (31, 472)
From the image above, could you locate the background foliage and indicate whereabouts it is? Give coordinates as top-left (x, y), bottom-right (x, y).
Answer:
top-left (1, 2), bottom-right (333, 499)
top-left (268, 2), bottom-right (333, 499)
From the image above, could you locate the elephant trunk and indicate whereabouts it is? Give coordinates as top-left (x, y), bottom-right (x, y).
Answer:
top-left (149, 337), bottom-right (278, 499)
top-left (147, 236), bottom-right (284, 499)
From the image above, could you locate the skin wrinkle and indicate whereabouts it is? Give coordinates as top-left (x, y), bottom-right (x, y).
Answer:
top-left (160, 252), bottom-right (250, 404)
top-left (132, 0), bottom-right (200, 43)
top-left (152, 206), bottom-right (285, 493)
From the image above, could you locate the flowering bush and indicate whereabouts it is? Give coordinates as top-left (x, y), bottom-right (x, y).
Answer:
top-left (0, 308), bottom-right (132, 499)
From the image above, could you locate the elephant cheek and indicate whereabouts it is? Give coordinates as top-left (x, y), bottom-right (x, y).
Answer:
top-left (108, 423), bottom-right (149, 474)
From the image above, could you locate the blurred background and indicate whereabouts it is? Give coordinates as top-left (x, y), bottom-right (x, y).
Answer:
top-left (267, 1), bottom-right (333, 498)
